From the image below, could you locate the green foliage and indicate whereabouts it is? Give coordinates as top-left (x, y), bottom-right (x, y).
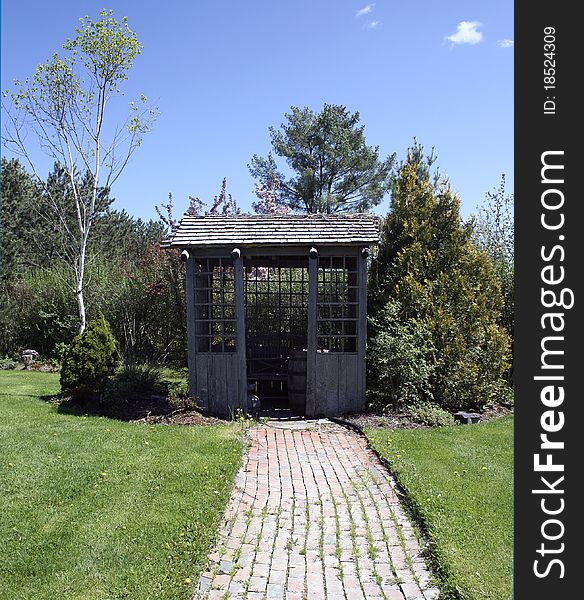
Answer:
top-left (472, 175), bottom-right (514, 345)
top-left (0, 158), bottom-right (43, 283)
top-left (3, 9), bottom-right (157, 334)
top-left (0, 263), bottom-right (78, 356)
top-left (367, 300), bottom-right (436, 408)
top-left (0, 355), bottom-right (20, 370)
top-left (406, 404), bottom-right (456, 427)
top-left (0, 156), bottom-right (181, 364)
top-left (60, 313), bottom-right (121, 396)
top-left (369, 144), bottom-right (511, 411)
top-left (250, 103), bottom-right (395, 213)
top-left (102, 362), bottom-right (165, 404)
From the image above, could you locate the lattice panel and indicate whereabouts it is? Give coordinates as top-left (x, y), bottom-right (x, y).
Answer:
top-left (245, 266), bottom-right (309, 378)
top-left (317, 256), bottom-right (358, 352)
top-left (194, 257), bottom-right (236, 352)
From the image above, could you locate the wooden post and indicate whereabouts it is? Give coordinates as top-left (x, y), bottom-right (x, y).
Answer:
top-left (306, 253), bottom-right (318, 417)
top-left (234, 254), bottom-right (247, 411)
top-left (357, 249), bottom-right (368, 409)
top-left (185, 253), bottom-right (199, 404)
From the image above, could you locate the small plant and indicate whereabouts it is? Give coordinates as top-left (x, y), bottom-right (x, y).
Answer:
top-left (117, 362), bottom-right (162, 389)
top-left (60, 314), bottom-right (120, 397)
top-left (229, 406), bottom-right (256, 425)
top-left (102, 362), bottom-right (167, 403)
top-left (0, 355), bottom-right (20, 370)
top-left (285, 536), bottom-right (297, 550)
top-left (407, 404), bottom-right (456, 428)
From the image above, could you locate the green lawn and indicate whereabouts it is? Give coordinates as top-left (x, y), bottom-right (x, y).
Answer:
top-left (0, 370), bottom-right (242, 600)
top-left (367, 416), bottom-right (513, 600)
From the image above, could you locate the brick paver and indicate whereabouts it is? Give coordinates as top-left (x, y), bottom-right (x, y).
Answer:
top-left (193, 422), bottom-right (440, 599)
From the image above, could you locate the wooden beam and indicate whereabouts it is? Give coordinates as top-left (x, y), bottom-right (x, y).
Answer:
top-left (357, 250), bottom-right (368, 410)
top-left (184, 245), bottom-right (363, 258)
top-left (306, 254), bottom-right (318, 418)
top-left (185, 255), bottom-right (199, 406)
top-left (234, 254), bottom-right (247, 411)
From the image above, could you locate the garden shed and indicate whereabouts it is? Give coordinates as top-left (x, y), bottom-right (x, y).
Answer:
top-left (162, 214), bottom-right (379, 418)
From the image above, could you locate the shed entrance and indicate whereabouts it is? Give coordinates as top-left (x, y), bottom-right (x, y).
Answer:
top-left (244, 258), bottom-right (309, 415)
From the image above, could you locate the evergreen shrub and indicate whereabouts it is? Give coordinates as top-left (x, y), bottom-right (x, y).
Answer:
top-left (60, 314), bottom-right (120, 396)
top-left (368, 144), bottom-right (511, 412)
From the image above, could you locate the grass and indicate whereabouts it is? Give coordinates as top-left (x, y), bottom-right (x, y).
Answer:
top-left (0, 370), bottom-right (243, 600)
top-left (367, 416), bottom-right (513, 600)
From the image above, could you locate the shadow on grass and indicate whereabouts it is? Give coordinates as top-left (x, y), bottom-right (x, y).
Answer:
top-left (55, 392), bottom-right (178, 421)
top-left (41, 376), bottom-right (186, 422)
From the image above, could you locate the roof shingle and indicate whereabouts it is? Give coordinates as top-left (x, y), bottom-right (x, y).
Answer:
top-left (162, 214), bottom-right (380, 248)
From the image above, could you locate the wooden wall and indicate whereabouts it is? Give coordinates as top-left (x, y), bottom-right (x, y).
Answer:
top-left (308, 352), bottom-right (364, 417)
top-left (193, 353), bottom-right (242, 416)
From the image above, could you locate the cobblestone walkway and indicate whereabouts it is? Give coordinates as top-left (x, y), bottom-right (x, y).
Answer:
top-left (194, 422), bottom-right (439, 600)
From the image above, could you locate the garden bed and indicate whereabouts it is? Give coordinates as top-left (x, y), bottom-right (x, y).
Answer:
top-left (340, 403), bottom-right (513, 430)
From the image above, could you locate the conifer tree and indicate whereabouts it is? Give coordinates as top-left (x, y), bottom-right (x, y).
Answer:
top-left (369, 144), bottom-right (510, 410)
top-left (250, 104), bottom-right (395, 213)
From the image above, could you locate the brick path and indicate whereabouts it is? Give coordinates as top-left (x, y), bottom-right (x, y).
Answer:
top-left (193, 422), bottom-right (439, 600)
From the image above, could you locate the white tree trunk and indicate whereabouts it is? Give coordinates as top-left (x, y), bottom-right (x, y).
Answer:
top-left (76, 236), bottom-right (88, 334)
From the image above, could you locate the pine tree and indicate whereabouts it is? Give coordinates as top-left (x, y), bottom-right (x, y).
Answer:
top-left (250, 104), bottom-right (395, 213)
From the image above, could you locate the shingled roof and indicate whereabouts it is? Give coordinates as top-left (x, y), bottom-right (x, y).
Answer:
top-left (161, 214), bottom-right (380, 248)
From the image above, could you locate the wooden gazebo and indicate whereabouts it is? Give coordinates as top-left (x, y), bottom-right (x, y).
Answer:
top-left (163, 214), bottom-right (379, 418)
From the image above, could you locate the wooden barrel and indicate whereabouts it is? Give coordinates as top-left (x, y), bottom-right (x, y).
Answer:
top-left (287, 349), bottom-right (307, 412)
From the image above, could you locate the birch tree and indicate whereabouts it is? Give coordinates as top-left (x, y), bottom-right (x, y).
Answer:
top-left (2, 9), bottom-right (157, 333)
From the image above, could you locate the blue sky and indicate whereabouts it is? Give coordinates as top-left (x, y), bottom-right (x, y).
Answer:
top-left (1, 1), bottom-right (513, 221)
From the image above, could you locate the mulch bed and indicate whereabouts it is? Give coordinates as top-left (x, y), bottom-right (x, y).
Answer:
top-left (339, 412), bottom-right (429, 430)
top-left (132, 408), bottom-right (226, 426)
top-left (339, 404), bottom-right (513, 430)
top-left (54, 393), bottom-right (227, 425)
top-left (52, 386), bottom-right (513, 429)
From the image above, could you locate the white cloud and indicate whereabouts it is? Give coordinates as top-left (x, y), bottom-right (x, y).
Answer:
top-left (498, 38), bottom-right (514, 48)
top-left (367, 20), bottom-right (381, 29)
top-left (447, 21), bottom-right (484, 45)
top-left (356, 4), bottom-right (375, 17)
